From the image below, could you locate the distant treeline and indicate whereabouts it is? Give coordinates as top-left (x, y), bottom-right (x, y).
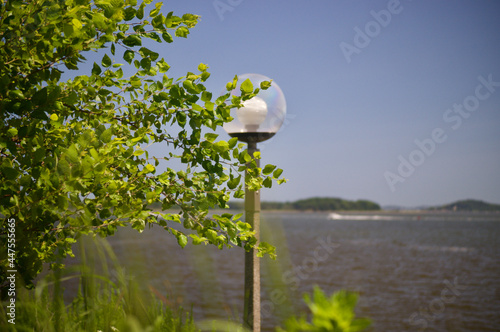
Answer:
top-left (228, 197), bottom-right (381, 211)
top-left (429, 199), bottom-right (500, 212)
top-left (143, 198), bottom-right (500, 212)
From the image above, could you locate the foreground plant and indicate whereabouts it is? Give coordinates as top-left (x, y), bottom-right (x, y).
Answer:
top-left (0, 237), bottom-right (200, 331)
top-left (277, 286), bottom-right (372, 332)
top-left (0, 0), bottom-right (284, 289)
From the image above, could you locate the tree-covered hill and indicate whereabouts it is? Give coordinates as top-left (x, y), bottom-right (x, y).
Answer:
top-left (429, 199), bottom-right (500, 211)
top-left (228, 197), bottom-right (381, 211)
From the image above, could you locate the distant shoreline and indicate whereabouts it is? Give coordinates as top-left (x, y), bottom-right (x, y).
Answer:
top-left (220, 209), bottom-right (500, 216)
top-left (149, 198), bottom-right (500, 214)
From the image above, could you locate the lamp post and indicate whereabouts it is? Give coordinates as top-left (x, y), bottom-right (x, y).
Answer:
top-left (224, 74), bottom-right (286, 332)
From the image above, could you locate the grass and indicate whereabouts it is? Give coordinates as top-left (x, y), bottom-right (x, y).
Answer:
top-left (0, 236), bottom-right (212, 332)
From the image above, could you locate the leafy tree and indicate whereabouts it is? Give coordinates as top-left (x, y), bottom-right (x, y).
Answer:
top-left (0, 0), bottom-right (284, 290)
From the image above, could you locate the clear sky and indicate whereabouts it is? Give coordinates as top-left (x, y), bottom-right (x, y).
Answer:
top-left (85, 0), bottom-right (500, 207)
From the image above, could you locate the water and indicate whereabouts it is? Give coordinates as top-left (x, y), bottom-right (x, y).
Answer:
top-left (85, 211), bottom-right (500, 331)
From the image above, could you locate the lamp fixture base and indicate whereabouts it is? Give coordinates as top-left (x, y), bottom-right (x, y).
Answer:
top-left (229, 132), bottom-right (275, 143)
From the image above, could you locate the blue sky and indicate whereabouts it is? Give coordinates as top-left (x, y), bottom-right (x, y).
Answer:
top-left (84, 0), bottom-right (500, 207)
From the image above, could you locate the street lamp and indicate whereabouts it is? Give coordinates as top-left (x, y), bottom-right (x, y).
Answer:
top-left (223, 73), bottom-right (286, 332)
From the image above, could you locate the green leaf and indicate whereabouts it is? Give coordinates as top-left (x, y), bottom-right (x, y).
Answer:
top-left (176, 112), bottom-right (186, 127)
top-left (65, 145), bottom-right (80, 164)
top-left (57, 159), bottom-right (70, 176)
top-left (145, 164), bottom-right (156, 173)
top-left (124, 6), bottom-right (136, 21)
top-left (57, 195), bottom-right (68, 210)
top-left (136, 2), bottom-right (145, 19)
top-left (228, 137), bottom-right (238, 149)
top-left (162, 32), bottom-right (173, 43)
top-left (262, 164), bottom-right (276, 175)
top-left (189, 234), bottom-right (207, 245)
top-left (206, 229), bottom-right (218, 243)
top-left (239, 150), bottom-right (252, 163)
top-left (140, 58), bottom-right (151, 70)
top-left (90, 148), bottom-right (99, 159)
top-left (7, 128), bottom-right (18, 137)
top-left (92, 62), bottom-right (102, 75)
top-left (177, 233), bottom-right (188, 248)
top-left (100, 128), bottom-right (113, 143)
top-left (201, 71), bottom-right (210, 81)
top-left (260, 80), bottom-right (272, 90)
top-left (182, 80), bottom-right (199, 94)
top-left (32, 88), bottom-right (48, 104)
top-left (123, 50), bottom-right (135, 64)
top-left (155, 91), bottom-right (168, 101)
top-left (228, 175), bottom-right (241, 189)
top-left (63, 23), bottom-right (75, 38)
top-left (151, 10), bottom-right (163, 23)
top-left (273, 168), bottom-right (283, 178)
top-left (8, 90), bottom-right (25, 99)
top-left (1, 166), bottom-right (19, 180)
top-left (34, 148), bottom-right (46, 163)
top-left (240, 78), bottom-right (253, 93)
top-left (138, 47), bottom-right (154, 59)
top-left (198, 63), bottom-right (208, 72)
top-left (257, 242), bottom-right (276, 259)
top-left (157, 59), bottom-right (170, 72)
top-left (102, 54), bottom-right (112, 67)
top-left (213, 141), bottom-right (229, 153)
top-left (115, 68), bottom-right (124, 78)
top-left (263, 177), bottom-right (272, 188)
top-left (236, 221), bottom-right (252, 231)
top-left (123, 35), bottom-right (142, 47)
top-left (175, 26), bottom-right (189, 38)
top-left (164, 213), bottom-right (181, 223)
top-left (204, 133), bottom-right (218, 143)
top-left (201, 91), bottom-right (212, 103)
top-left (72, 18), bottom-right (82, 30)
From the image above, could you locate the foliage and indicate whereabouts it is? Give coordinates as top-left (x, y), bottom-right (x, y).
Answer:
top-left (276, 286), bottom-right (371, 332)
top-left (0, 0), bottom-right (285, 290)
top-left (0, 237), bottom-right (201, 332)
top-left (228, 197), bottom-right (381, 211)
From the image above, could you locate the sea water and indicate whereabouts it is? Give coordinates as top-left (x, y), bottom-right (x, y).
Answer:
top-left (90, 211), bottom-right (500, 331)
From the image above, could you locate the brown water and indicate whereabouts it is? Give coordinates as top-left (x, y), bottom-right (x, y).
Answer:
top-left (89, 211), bottom-right (500, 331)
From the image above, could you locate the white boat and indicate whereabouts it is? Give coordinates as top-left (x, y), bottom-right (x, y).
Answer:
top-left (327, 213), bottom-right (399, 220)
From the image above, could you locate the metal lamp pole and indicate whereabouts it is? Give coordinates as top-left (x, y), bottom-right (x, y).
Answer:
top-left (222, 73), bottom-right (286, 332)
top-left (243, 141), bottom-right (260, 331)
